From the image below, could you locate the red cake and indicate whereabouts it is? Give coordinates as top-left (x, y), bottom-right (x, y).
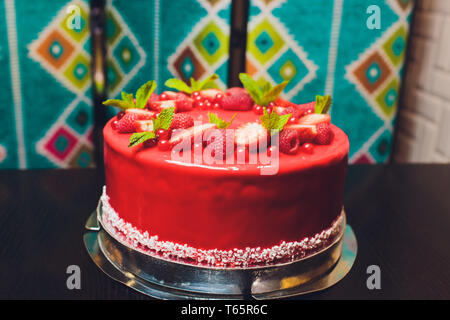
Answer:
top-left (101, 74), bottom-right (349, 268)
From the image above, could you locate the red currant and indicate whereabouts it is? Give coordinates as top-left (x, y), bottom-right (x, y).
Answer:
top-left (214, 93), bottom-right (224, 103)
top-left (156, 129), bottom-right (170, 140)
top-left (196, 101), bottom-right (205, 109)
top-left (267, 146), bottom-right (278, 157)
top-left (268, 101), bottom-right (276, 108)
top-left (111, 120), bottom-right (119, 130)
top-left (253, 104), bottom-right (263, 115)
top-left (159, 93), bottom-right (168, 101)
top-left (117, 111), bottom-right (125, 120)
top-left (212, 103), bottom-right (221, 110)
top-left (143, 138), bottom-right (157, 148)
top-left (204, 100), bottom-right (212, 109)
top-left (192, 91), bottom-right (200, 97)
top-left (158, 139), bottom-right (170, 151)
top-left (301, 143), bottom-right (314, 153)
top-left (288, 116), bottom-right (298, 124)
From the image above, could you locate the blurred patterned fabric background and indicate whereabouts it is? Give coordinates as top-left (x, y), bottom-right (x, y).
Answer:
top-left (0, 0), bottom-right (413, 169)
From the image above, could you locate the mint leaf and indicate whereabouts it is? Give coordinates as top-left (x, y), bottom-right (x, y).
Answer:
top-left (135, 80), bottom-right (157, 109)
top-left (121, 92), bottom-right (134, 106)
top-left (196, 74), bottom-right (219, 91)
top-left (166, 74), bottom-right (219, 94)
top-left (260, 81), bottom-right (288, 106)
top-left (102, 99), bottom-right (135, 110)
top-left (128, 107), bottom-right (174, 148)
top-left (165, 78), bottom-right (193, 94)
top-left (128, 131), bottom-right (155, 147)
top-left (153, 107), bottom-right (175, 131)
top-left (315, 95), bottom-right (332, 114)
top-left (257, 78), bottom-right (272, 96)
top-left (208, 112), bottom-right (236, 129)
top-left (260, 107), bottom-right (291, 133)
top-left (239, 73), bottom-right (262, 105)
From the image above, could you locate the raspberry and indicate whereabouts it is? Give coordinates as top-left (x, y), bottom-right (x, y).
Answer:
top-left (315, 123), bottom-right (333, 145)
top-left (115, 113), bottom-right (138, 133)
top-left (279, 129), bottom-right (300, 155)
top-left (206, 129), bottom-right (234, 159)
top-left (175, 93), bottom-right (194, 112)
top-left (222, 87), bottom-right (254, 111)
top-left (170, 113), bottom-right (194, 130)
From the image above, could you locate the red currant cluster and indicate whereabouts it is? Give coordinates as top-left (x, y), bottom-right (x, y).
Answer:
top-left (191, 91), bottom-right (224, 110)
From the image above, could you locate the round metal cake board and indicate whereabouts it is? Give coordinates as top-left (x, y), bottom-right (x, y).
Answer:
top-left (83, 202), bottom-right (357, 300)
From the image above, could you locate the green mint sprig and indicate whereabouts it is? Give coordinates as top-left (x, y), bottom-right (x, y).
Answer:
top-left (208, 112), bottom-right (236, 129)
top-left (239, 73), bottom-right (288, 106)
top-left (128, 107), bottom-right (175, 147)
top-left (103, 80), bottom-right (157, 110)
top-left (315, 95), bottom-right (332, 114)
top-left (165, 74), bottom-right (219, 94)
top-left (260, 107), bottom-right (291, 133)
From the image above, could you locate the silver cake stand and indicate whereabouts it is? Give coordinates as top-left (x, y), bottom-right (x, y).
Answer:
top-left (83, 200), bottom-right (357, 299)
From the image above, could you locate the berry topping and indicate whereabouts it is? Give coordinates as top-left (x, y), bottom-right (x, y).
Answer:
top-left (143, 138), bottom-right (157, 148)
top-left (285, 124), bottom-right (318, 143)
top-left (253, 104), bottom-right (264, 115)
top-left (199, 89), bottom-right (223, 101)
top-left (134, 120), bottom-right (154, 133)
top-left (115, 113), bottom-right (139, 133)
top-left (222, 87), bottom-right (254, 111)
top-left (116, 111), bottom-right (125, 120)
top-left (297, 113), bottom-right (331, 125)
top-left (159, 91), bottom-right (178, 101)
top-left (296, 101), bottom-right (315, 116)
top-left (149, 100), bottom-right (178, 112)
top-left (146, 92), bottom-right (159, 107)
top-left (279, 129), bottom-right (300, 155)
top-left (234, 122), bottom-right (268, 149)
top-left (125, 108), bottom-right (156, 120)
top-left (156, 128), bottom-right (170, 140)
top-left (315, 123), bottom-right (334, 145)
top-left (301, 143), bottom-right (314, 153)
top-left (175, 94), bottom-right (194, 112)
top-left (170, 113), bottom-right (194, 130)
top-left (157, 139), bottom-right (170, 151)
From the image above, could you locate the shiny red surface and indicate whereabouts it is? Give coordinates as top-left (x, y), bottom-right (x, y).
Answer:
top-left (104, 109), bottom-right (349, 250)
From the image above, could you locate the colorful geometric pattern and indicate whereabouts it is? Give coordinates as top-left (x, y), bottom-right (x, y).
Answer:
top-left (345, 1), bottom-right (412, 163)
top-left (24, 0), bottom-right (144, 168)
top-left (0, 0), bottom-right (412, 168)
top-left (246, 2), bottom-right (317, 100)
top-left (167, 0), bottom-right (231, 89)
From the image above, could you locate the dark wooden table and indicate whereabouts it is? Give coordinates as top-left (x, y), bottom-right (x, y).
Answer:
top-left (0, 165), bottom-right (449, 299)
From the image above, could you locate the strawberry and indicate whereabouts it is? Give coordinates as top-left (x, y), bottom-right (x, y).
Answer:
top-left (169, 123), bottom-right (217, 148)
top-left (222, 87), bottom-right (254, 111)
top-left (175, 94), bottom-right (194, 112)
top-left (297, 113), bottom-right (331, 125)
top-left (274, 106), bottom-right (301, 118)
top-left (199, 89), bottom-right (223, 101)
top-left (149, 100), bottom-right (177, 112)
top-left (134, 120), bottom-right (154, 132)
top-left (146, 93), bottom-right (159, 107)
top-left (170, 113), bottom-right (194, 130)
top-left (234, 122), bottom-right (268, 149)
top-left (285, 124), bottom-right (318, 143)
top-left (159, 91), bottom-right (178, 100)
top-left (274, 97), bottom-right (296, 108)
top-left (279, 129), bottom-right (300, 155)
top-left (297, 101), bottom-right (315, 116)
top-left (315, 123), bottom-right (334, 145)
top-left (115, 113), bottom-right (138, 133)
top-left (205, 129), bottom-right (234, 159)
top-left (125, 108), bottom-right (156, 120)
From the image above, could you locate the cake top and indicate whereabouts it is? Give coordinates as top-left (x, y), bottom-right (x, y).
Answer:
top-left (102, 73), bottom-right (347, 175)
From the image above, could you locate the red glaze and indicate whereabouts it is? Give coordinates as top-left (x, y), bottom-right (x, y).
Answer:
top-left (104, 109), bottom-right (349, 251)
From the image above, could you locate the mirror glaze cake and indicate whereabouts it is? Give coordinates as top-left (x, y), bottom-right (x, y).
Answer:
top-left (101, 75), bottom-right (349, 268)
